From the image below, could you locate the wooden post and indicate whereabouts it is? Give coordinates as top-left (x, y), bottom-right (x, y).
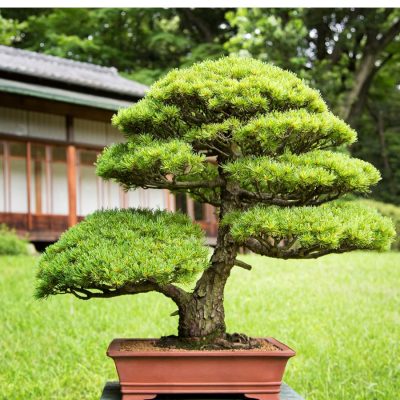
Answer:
top-left (26, 141), bottom-right (32, 230)
top-left (66, 116), bottom-right (77, 227)
top-left (67, 145), bottom-right (77, 227)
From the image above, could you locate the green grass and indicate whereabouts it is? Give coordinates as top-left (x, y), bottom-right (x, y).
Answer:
top-left (0, 252), bottom-right (399, 399)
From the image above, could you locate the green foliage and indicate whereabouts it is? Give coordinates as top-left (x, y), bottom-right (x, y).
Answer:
top-left (0, 16), bottom-right (26, 45)
top-left (112, 57), bottom-right (328, 142)
top-left (225, 8), bottom-right (400, 204)
top-left (234, 110), bottom-right (357, 156)
top-left (225, 9), bottom-right (400, 113)
top-left (357, 199), bottom-right (400, 251)
top-left (98, 57), bottom-right (393, 257)
top-left (225, 150), bottom-right (380, 202)
top-left (223, 202), bottom-right (395, 258)
top-left (0, 224), bottom-right (29, 256)
top-left (36, 209), bottom-right (209, 299)
top-left (96, 135), bottom-right (207, 190)
top-left (352, 64), bottom-right (400, 205)
top-left (225, 9), bottom-right (309, 72)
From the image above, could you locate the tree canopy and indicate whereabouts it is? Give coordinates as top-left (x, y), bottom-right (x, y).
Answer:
top-left (35, 56), bottom-right (395, 340)
top-left (96, 57), bottom-right (395, 260)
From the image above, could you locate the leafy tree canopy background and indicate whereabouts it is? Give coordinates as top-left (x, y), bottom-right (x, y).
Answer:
top-left (1, 7), bottom-right (399, 204)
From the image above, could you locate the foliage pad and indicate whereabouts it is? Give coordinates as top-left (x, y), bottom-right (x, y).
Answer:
top-left (224, 202), bottom-right (395, 259)
top-left (36, 209), bottom-right (209, 299)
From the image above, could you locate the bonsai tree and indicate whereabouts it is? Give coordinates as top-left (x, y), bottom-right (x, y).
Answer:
top-left (36, 57), bottom-right (395, 348)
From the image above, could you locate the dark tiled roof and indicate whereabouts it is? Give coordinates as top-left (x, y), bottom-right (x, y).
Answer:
top-left (0, 45), bottom-right (148, 98)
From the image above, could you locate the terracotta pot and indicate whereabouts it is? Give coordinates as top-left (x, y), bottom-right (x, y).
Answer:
top-left (107, 338), bottom-right (295, 400)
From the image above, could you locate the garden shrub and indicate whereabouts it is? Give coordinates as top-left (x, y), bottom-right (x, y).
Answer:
top-left (0, 224), bottom-right (29, 256)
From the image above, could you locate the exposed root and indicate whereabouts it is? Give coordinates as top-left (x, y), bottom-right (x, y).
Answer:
top-left (157, 332), bottom-right (263, 350)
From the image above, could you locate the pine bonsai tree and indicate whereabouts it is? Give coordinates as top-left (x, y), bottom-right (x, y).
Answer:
top-left (36, 57), bottom-right (395, 347)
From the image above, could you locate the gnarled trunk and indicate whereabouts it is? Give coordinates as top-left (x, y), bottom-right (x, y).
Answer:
top-left (178, 223), bottom-right (237, 339)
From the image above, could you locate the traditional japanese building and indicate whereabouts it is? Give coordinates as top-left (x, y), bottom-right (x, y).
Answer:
top-left (0, 45), bottom-right (217, 244)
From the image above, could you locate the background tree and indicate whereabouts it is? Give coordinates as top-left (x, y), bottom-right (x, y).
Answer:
top-left (225, 8), bottom-right (400, 124)
top-left (225, 8), bottom-right (400, 204)
top-left (2, 8), bottom-right (399, 205)
top-left (0, 8), bottom-right (230, 85)
top-left (36, 57), bottom-right (395, 346)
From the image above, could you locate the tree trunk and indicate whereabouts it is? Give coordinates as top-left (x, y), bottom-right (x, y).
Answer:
top-left (177, 223), bottom-right (237, 339)
top-left (339, 52), bottom-right (376, 123)
top-left (177, 169), bottom-right (238, 340)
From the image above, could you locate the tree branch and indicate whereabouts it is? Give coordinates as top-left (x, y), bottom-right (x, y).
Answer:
top-left (181, 9), bottom-right (214, 42)
top-left (378, 17), bottom-right (400, 50)
top-left (244, 237), bottom-right (359, 259)
top-left (153, 282), bottom-right (190, 306)
top-left (236, 188), bottom-right (341, 207)
top-left (143, 178), bottom-right (224, 190)
top-left (64, 280), bottom-right (190, 307)
top-left (234, 259), bottom-right (252, 271)
top-left (340, 14), bottom-right (400, 122)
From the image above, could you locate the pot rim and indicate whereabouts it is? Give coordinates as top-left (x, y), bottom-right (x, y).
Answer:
top-left (107, 337), bottom-right (296, 358)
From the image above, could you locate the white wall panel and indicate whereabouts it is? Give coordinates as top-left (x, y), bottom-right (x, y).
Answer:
top-left (10, 159), bottom-right (27, 212)
top-left (127, 190), bottom-right (141, 208)
top-left (0, 107), bottom-right (28, 136)
top-left (28, 111), bottom-right (66, 140)
top-left (147, 189), bottom-right (165, 209)
top-left (106, 124), bottom-right (124, 145)
top-left (103, 181), bottom-right (121, 209)
top-left (51, 163), bottom-right (68, 215)
top-left (74, 118), bottom-right (107, 146)
top-left (0, 156), bottom-right (4, 212)
top-left (78, 165), bottom-right (99, 215)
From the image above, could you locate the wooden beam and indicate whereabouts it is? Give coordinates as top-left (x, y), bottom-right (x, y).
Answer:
top-left (0, 132), bottom-right (105, 152)
top-left (34, 159), bottom-right (42, 214)
top-left (67, 116), bottom-right (77, 227)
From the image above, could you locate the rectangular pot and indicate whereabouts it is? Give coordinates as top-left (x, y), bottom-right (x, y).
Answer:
top-left (107, 338), bottom-right (295, 400)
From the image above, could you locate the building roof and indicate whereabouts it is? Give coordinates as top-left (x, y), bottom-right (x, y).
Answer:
top-left (0, 45), bottom-right (148, 99)
top-left (0, 77), bottom-right (132, 111)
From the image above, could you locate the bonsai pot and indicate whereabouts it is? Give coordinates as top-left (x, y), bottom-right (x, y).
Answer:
top-left (107, 338), bottom-right (295, 400)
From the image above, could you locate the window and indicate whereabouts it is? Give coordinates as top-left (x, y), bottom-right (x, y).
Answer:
top-left (29, 144), bottom-right (68, 215)
top-left (0, 141), bottom-right (70, 215)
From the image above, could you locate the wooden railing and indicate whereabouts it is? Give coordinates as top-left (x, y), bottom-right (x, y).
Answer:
top-left (0, 212), bottom-right (217, 243)
top-left (0, 212), bottom-right (83, 241)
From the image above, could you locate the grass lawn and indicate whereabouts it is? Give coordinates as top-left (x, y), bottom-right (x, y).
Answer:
top-left (0, 252), bottom-right (399, 399)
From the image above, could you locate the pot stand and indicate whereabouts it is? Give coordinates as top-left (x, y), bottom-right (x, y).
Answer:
top-left (100, 382), bottom-right (305, 400)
